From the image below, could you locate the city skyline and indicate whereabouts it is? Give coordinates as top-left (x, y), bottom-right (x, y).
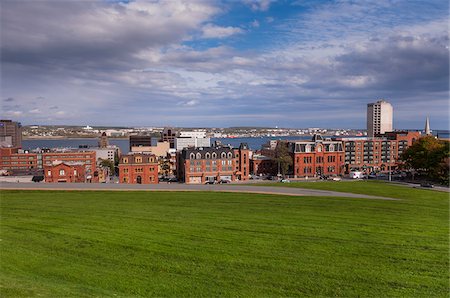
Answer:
top-left (1, 0), bottom-right (449, 129)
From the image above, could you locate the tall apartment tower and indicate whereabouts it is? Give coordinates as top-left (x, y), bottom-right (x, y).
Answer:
top-left (367, 100), bottom-right (393, 137)
top-left (0, 120), bottom-right (22, 148)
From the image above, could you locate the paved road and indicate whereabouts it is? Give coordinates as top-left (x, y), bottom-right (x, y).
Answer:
top-left (1, 182), bottom-right (398, 200)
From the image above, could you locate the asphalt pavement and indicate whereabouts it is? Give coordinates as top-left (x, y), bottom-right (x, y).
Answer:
top-left (1, 182), bottom-right (398, 200)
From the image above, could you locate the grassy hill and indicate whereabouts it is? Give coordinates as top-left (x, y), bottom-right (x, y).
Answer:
top-left (1, 187), bottom-right (448, 297)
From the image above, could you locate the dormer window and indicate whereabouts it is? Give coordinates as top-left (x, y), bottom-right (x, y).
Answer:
top-left (205, 152), bottom-right (210, 159)
top-left (212, 152), bottom-right (217, 159)
top-left (123, 158), bottom-right (128, 163)
top-left (227, 152), bottom-right (233, 159)
top-left (190, 153), bottom-right (195, 160)
top-left (196, 153), bottom-right (202, 159)
top-left (221, 152), bottom-right (226, 159)
top-left (135, 156), bottom-right (142, 163)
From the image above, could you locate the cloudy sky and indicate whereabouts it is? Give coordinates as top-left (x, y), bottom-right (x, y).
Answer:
top-left (1, 0), bottom-right (448, 129)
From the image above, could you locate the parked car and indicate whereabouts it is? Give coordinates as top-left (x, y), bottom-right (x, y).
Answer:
top-left (331, 177), bottom-right (342, 181)
top-left (167, 178), bottom-right (178, 183)
top-left (420, 182), bottom-right (434, 188)
top-left (219, 180), bottom-right (230, 184)
top-left (32, 175), bottom-right (44, 183)
top-left (279, 179), bottom-right (290, 183)
top-left (205, 180), bottom-right (215, 185)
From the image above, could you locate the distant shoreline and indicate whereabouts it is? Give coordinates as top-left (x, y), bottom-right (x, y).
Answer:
top-left (23, 136), bottom-right (128, 140)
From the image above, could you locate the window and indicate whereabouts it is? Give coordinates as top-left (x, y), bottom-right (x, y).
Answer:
top-left (221, 152), bottom-right (226, 159)
top-left (227, 152), bottom-right (233, 159)
top-left (74, 169), bottom-right (77, 176)
top-left (196, 153), bottom-right (202, 159)
top-left (135, 156), bottom-right (142, 163)
top-left (59, 169), bottom-right (65, 176)
top-left (317, 145), bottom-right (322, 153)
top-left (205, 152), bottom-right (210, 159)
top-left (47, 170), bottom-right (51, 177)
top-left (123, 158), bottom-right (128, 163)
top-left (212, 152), bottom-right (217, 159)
top-left (329, 144), bottom-right (334, 152)
top-left (305, 145), bottom-right (311, 153)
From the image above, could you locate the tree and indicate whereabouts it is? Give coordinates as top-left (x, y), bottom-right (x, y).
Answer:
top-left (274, 141), bottom-right (293, 177)
top-left (401, 136), bottom-right (449, 184)
top-left (99, 158), bottom-right (115, 175)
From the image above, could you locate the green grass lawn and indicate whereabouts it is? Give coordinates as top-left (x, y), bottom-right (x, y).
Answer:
top-left (1, 188), bottom-right (448, 297)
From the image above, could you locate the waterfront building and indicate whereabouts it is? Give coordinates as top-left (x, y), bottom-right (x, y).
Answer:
top-left (289, 135), bottom-right (345, 178)
top-left (177, 143), bottom-right (250, 184)
top-left (178, 130), bottom-right (207, 138)
top-left (367, 100), bottom-right (393, 137)
top-left (130, 141), bottom-right (170, 158)
top-left (0, 120), bottom-right (22, 148)
top-left (118, 153), bottom-right (158, 184)
top-left (129, 135), bottom-right (152, 151)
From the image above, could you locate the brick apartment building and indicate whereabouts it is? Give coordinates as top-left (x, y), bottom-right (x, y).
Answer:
top-left (288, 135), bottom-right (345, 178)
top-left (177, 143), bottom-right (250, 184)
top-left (118, 153), bottom-right (159, 184)
top-left (44, 161), bottom-right (86, 183)
top-left (337, 131), bottom-right (421, 173)
top-left (0, 148), bottom-right (97, 179)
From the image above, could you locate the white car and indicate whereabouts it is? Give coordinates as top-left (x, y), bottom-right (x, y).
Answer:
top-left (331, 177), bottom-right (342, 181)
top-left (280, 179), bottom-right (291, 183)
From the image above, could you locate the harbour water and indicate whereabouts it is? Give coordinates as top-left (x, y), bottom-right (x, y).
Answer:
top-left (21, 130), bottom-right (449, 154)
top-left (22, 136), bottom-right (309, 153)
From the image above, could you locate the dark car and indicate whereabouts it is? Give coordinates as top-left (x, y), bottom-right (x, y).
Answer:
top-left (219, 180), bottom-right (230, 184)
top-left (420, 182), bottom-right (434, 188)
top-left (32, 175), bottom-right (44, 183)
top-left (205, 180), bottom-right (215, 185)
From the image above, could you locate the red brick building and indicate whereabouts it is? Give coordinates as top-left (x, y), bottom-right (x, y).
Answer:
top-left (0, 147), bottom-right (40, 175)
top-left (250, 154), bottom-right (276, 176)
top-left (289, 135), bottom-right (345, 177)
top-left (0, 148), bottom-right (97, 179)
top-left (43, 151), bottom-right (96, 180)
top-left (44, 161), bottom-right (86, 183)
top-left (337, 131), bottom-right (421, 173)
top-left (178, 143), bottom-right (250, 184)
top-left (119, 153), bottom-right (159, 184)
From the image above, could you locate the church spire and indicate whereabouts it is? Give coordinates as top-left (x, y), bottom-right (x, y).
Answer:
top-left (424, 117), bottom-right (431, 135)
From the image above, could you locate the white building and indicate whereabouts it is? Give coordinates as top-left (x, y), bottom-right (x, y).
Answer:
top-left (175, 137), bottom-right (210, 151)
top-left (367, 100), bottom-right (393, 137)
top-left (178, 130), bottom-right (207, 138)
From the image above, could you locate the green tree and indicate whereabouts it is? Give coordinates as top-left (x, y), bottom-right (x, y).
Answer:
top-left (401, 136), bottom-right (449, 184)
top-left (99, 158), bottom-right (115, 175)
top-left (274, 141), bottom-right (293, 177)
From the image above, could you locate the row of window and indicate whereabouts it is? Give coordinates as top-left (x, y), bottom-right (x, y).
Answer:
top-left (297, 166), bottom-right (336, 174)
top-left (122, 167), bottom-right (156, 173)
top-left (189, 152), bottom-right (234, 160)
top-left (122, 156), bottom-right (156, 164)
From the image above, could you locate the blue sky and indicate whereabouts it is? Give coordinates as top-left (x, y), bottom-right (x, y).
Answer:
top-left (1, 0), bottom-right (448, 129)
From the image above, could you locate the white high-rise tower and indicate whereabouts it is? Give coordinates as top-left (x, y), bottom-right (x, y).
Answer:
top-left (367, 100), bottom-right (393, 137)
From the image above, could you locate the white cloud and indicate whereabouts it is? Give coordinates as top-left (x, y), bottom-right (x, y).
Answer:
top-left (251, 20), bottom-right (260, 28)
top-left (29, 109), bottom-right (41, 114)
top-left (243, 0), bottom-right (273, 11)
top-left (180, 100), bottom-right (199, 106)
top-left (201, 24), bottom-right (244, 39)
